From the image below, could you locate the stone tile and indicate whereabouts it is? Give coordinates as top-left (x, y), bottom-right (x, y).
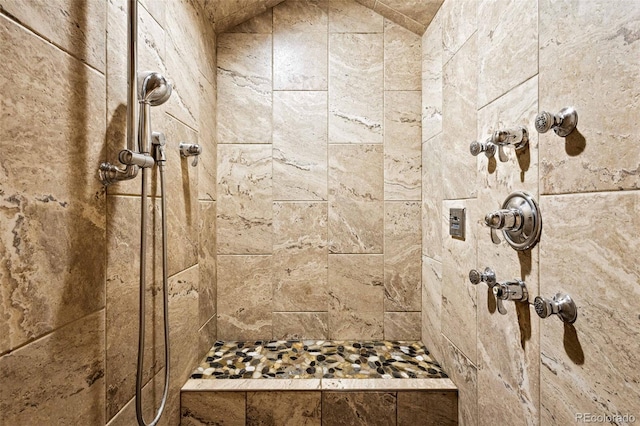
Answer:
top-left (217, 144), bottom-right (273, 254)
top-left (164, 265), bottom-right (201, 426)
top-left (384, 202), bottom-right (421, 311)
top-left (198, 70), bottom-right (217, 202)
top-left (164, 0), bottom-right (204, 129)
top-left (397, 391), bottom-right (458, 426)
top-left (475, 76), bottom-right (540, 426)
top-left (324, 378), bottom-right (454, 391)
top-left (442, 34), bottom-right (477, 200)
top-left (384, 91), bottom-right (422, 200)
top-left (441, 0), bottom-right (476, 63)
top-left (328, 0), bottom-right (383, 33)
top-left (217, 255), bottom-right (273, 340)
top-left (328, 145), bottom-right (383, 254)
top-left (105, 196), bottom-right (165, 419)
top-left (139, 0), bottom-right (166, 27)
top-left (322, 392), bottom-right (396, 426)
top-left (273, 312), bottom-right (329, 340)
top-left (273, 202), bottom-right (328, 312)
top-left (188, 1), bottom-right (217, 81)
top-left (228, 9), bottom-right (273, 33)
top-left (163, 115), bottom-right (200, 275)
top-left (441, 199), bottom-right (478, 364)
top-left (248, 391), bottom-right (321, 426)
top-left (199, 201), bottom-right (216, 326)
top-left (0, 311), bottom-right (105, 425)
top-left (181, 392), bottom-right (246, 426)
top-left (375, 0), bottom-right (443, 30)
top-left (539, 0), bottom-right (640, 194)
top-left (421, 10), bottom-right (442, 142)
top-left (477, 248), bottom-right (539, 426)
top-left (184, 378), bottom-right (322, 391)
top-left (273, 91), bottom-right (328, 200)
top-left (477, 0), bottom-right (538, 108)
top-left (0, 0), bottom-right (106, 71)
top-left (476, 76), bottom-right (539, 198)
top-left (0, 15), bottom-right (106, 354)
top-left (539, 192), bottom-right (640, 425)
top-left (329, 311), bottom-right (384, 340)
top-left (422, 133), bottom-right (443, 261)
top-left (384, 20), bottom-right (421, 91)
top-left (274, 0), bottom-right (328, 32)
top-left (328, 255), bottom-right (384, 339)
top-left (329, 199), bottom-right (384, 254)
top-left (438, 338), bottom-right (477, 426)
top-left (274, 31), bottom-right (328, 90)
top-left (475, 77), bottom-right (540, 426)
top-left (107, 362), bottom-right (180, 426)
top-left (384, 312), bottom-right (421, 340)
top-left (216, 33), bottom-right (272, 144)
top-left (421, 256), bottom-right (443, 363)
top-left (329, 33), bottom-right (383, 143)
top-left (105, 0), bottom-right (166, 197)
top-left (199, 315), bottom-right (217, 359)
top-left (372, 2), bottom-right (426, 36)
top-left (215, 0), bottom-right (285, 34)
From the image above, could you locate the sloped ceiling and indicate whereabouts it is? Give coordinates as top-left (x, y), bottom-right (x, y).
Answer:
top-left (198, 0), bottom-right (444, 35)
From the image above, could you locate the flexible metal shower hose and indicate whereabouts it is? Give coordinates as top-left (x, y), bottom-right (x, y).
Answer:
top-left (135, 164), bottom-right (170, 426)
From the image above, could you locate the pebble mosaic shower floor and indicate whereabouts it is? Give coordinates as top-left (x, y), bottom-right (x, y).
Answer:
top-left (190, 340), bottom-right (448, 380)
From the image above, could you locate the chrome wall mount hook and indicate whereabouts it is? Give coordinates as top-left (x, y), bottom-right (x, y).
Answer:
top-left (535, 107), bottom-right (578, 137)
top-left (484, 191), bottom-right (542, 251)
top-left (534, 293), bottom-right (577, 323)
top-left (493, 280), bottom-right (528, 315)
top-left (179, 143), bottom-right (202, 166)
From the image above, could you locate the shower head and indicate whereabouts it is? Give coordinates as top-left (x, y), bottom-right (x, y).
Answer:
top-left (138, 71), bottom-right (173, 106)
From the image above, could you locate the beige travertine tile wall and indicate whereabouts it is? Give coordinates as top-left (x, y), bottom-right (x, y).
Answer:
top-left (0, 0), bottom-right (218, 423)
top-left (216, 0), bottom-right (422, 341)
top-left (355, 0), bottom-right (444, 35)
top-left (421, 0), bottom-right (640, 425)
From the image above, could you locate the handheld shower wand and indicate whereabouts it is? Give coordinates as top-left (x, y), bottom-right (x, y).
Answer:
top-left (134, 71), bottom-right (172, 426)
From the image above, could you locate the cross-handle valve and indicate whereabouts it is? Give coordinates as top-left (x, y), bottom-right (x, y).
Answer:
top-left (179, 142), bottom-right (202, 167)
top-left (534, 293), bottom-right (577, 323)
top-left (470, 140), bottom-right (497, 158)
top-left (535, 107), bottom-right (578, 137)
top-left (493, 280), bottom-right (528, 315)
top-left (471, 126), bottom-right (528, 162)
top-left (469, 267), bottom-right (497, 288)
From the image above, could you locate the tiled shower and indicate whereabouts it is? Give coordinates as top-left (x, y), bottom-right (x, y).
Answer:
top-left (1, 0), bottom-right (638, 425)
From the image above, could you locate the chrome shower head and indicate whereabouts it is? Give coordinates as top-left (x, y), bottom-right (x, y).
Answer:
top-left (138, 71), bottom-right (173, 106)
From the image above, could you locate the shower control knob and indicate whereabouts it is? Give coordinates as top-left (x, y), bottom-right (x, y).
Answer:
top-left (469, 267), bottom-right (496, 288)
top-left (179, 143), bottom-right (202, 167)
top-left (483, 191), bottom-right (542, 251)
top-left (533, 293), bottom-right (577, 323)
top-left (492, 280), bottom-right (528, 315)
top-left (470, 140), bottom-right (497, 158)
top-left (535, 107), bottom-right (578, 137)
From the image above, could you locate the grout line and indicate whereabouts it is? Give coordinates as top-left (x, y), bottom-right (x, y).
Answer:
top-left (0, 309), bottom-right (104, 358)
top-left (540, 188), bottom-right (640, 198)
top-left (0, 9), bottom-right (105, 77)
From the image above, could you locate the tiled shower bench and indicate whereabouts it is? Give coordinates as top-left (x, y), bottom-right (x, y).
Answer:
top-left (180, 340), bottom-right (458, 425)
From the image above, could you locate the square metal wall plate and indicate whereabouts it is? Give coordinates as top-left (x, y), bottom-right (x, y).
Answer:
top-left (449, 208), bottom-right (466, 240)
